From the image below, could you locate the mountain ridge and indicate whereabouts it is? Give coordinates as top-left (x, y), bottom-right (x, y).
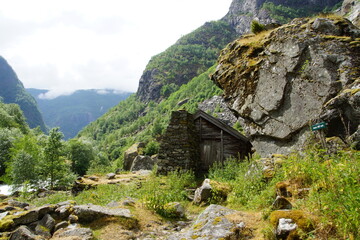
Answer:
top-left (0, 56), bottom-right (46, 132)
top-left (27, 88), bottom-right (132, 139)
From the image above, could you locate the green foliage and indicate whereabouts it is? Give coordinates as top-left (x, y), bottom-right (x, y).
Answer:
top-left (78, 66), bottom-right (223, 168)
top-left (140, 170), bottom-right (195, 218)
top-left (250, 20), bottom-right (265, 34)
top-left (0, 128), bottom-right (22, 177)
top-left (233, 121), bottom-right (244, 135)
top-left (144, 141), bottom-right (160, 156)
top-left (144, 21), bottom-right (237, 88)
top-left (281, 149), bottom-right (360, 238)
top-left (208, 143), bottom-right (360, 238)
top-left (0, 57), bottom-right (46, 132)
top-left (41, 128), bottom-right (75, 189)
top-left (160, 83), bottom-right (179, 98)
top-left (261, 2), bottom-right (330, 24)
top-left (66, 139), bottom-right (95, 176)
top-left (9, 135), bottom-right (41, 187)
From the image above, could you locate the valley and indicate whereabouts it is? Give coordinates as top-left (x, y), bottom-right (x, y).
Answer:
top-left (0, 0), bottom-right (359, 239)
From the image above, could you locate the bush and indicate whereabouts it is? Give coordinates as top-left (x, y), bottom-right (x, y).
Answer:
top-left (140, 170), bottom-right (195, 218)
top-left (251, 20), bottom-right (265, 34)
top-left (144, 141), bottom-right (160, 156)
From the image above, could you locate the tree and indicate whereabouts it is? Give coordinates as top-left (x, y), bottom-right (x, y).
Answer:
top-left (41, 127), bottom-right (74, 189)
top-left (0, 128), bottom-right (21, 177)
top-left (66, 139), bottom-right (94, 176)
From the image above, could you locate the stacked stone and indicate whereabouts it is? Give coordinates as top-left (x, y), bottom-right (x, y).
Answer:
top-left (157, 110), bottom-right (199, 174)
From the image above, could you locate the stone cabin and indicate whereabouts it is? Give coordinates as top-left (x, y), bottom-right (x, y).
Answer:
top-left (157, 110), bottom-right (252, 175)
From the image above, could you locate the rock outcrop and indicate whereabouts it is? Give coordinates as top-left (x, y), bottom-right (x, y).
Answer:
top-left (212, 16), bottom-right (360, 156)
top-left (169, 204), bottom-right (247, 240)
top-left (342, 0), bottom-right (360, 27)
top-left (222, 0), bottom-right (342, 34)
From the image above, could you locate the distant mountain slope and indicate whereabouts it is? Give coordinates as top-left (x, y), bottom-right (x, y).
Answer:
top-left (28, 89), bottom-right (132, 139)
top-left (0, 56), bottom-right (46, 132)
top-left (136, 20), bottom-right (238, 103)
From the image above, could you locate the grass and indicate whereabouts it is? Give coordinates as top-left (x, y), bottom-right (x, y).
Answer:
top-left (18, 138), bottom-right (360, 239)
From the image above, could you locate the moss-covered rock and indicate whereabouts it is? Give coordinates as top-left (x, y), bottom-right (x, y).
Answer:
top-left (212, 16), bottom-right (360, 156)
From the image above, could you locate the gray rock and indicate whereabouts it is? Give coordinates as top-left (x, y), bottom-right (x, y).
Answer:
top-left (106, 173), bottom-right (116, 179)
top-left (54, 221), bottom-right (69, 232)
top-left (164, 202), bottom-right (185, 218)
top-left (10, 226), bottom-right (41, 240)
top-left (123, 142), bottom-right (145, 171)
top-left (130, 155), bottom-right (156, 171)
top-left (342, 0), bottom-right (360, 27)
top-left (55, 205), bottom-right (73, 220)
top-left (193, 179), bottom-right (212, 204)
top-left (276, 218), bottom-right (297, 239)
top-left (212, 17), bottom-right (360, 156)
top-left (73, 204), bottom-right (135, 224)
top-left (8, 200), bottom-right (29, 209)
top-left (169, 204), bottom-right (241, 240)
top-left (52, 227), bottom-right (93, 240)
top-left (0, 211), bottom-right (9, 220)
top-left (36, 214), bottom-right (55, 235)
top-left (198, 95), bottom-right (239, 126)
top-left (56, 200), bottom-right (76, 207)
top-left (12, 210), bottom-right (39, 226)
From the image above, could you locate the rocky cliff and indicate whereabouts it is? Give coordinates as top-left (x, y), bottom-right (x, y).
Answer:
top-left (212, 16), bottom-right (360, 156)
top-left (136, 21), bottom-right (237, 103)
top-left (0, 56), bottom-right (46, 132)
top-left (342, 0), bottom-right (360, 27)
top-left (223, 0), bottom-right (342, 34)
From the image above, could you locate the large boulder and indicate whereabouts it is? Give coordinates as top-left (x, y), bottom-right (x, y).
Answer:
top-left (212, 16), bottom-right (360, 156)
top-left (130, 155), bottom-right (156, 171)
top-left (73, 204), bottom-right (137, 227)
top-left (123, 142), bottom-right (145, 171)
top-left (169, 204), bottom-right (245, 240)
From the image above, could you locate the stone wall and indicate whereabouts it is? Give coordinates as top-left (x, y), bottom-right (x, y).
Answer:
top-left (157, 110), bottom-right (200, 174)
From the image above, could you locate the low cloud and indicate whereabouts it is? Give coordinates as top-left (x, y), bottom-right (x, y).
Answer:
top-left (38, 89), bottom-right (75, 100)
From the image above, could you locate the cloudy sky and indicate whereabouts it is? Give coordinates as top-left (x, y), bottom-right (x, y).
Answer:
top-left (0, 0), bottom-right (232, 98)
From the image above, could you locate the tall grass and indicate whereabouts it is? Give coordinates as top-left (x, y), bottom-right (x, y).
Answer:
top-left (208, 146), bottom-right (360, 238)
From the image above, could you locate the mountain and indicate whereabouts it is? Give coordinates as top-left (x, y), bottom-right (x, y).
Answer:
top-left (27, 89), bottom-right (132, 139)
top-left (79, 0), bottom-right (347, 164)
top-left (136, 21), bottom-right (238, 103)
top-left (0, 56), bottom-right (46, 132)
top-left (222, 0), bottom-right (342, 34)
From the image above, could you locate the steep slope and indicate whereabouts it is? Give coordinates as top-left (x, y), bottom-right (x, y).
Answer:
top-left (212, 16), bottom-right (360, 156)
top-left (0, 56), bottom-right (46, 132)
top-left (78, 67), bottom-right (222, 165)
top-left (27, 89), bottom-right (132, 139)
top-left (136, 21), bottom-right (237, 103)
top-left (222, 0), bottom-right (342, 34)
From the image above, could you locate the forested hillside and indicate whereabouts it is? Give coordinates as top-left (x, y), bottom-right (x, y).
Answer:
top-left (28, 89), bottom-right (132, 139)
top-left (0, 56), bottom-right (46, 132)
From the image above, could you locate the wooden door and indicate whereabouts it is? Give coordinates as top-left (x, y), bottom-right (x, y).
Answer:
top-left (200, 140), bottom-right (221, 172)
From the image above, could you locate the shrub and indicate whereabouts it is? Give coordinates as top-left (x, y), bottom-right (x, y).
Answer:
top-left (144, 141), bottom-right (160, 156)
top-left (251, 20), bottom-right (265, 34)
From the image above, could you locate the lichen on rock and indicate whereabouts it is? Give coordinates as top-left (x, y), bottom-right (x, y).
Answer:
top-left (212, 16), bottom-right (360, 156)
